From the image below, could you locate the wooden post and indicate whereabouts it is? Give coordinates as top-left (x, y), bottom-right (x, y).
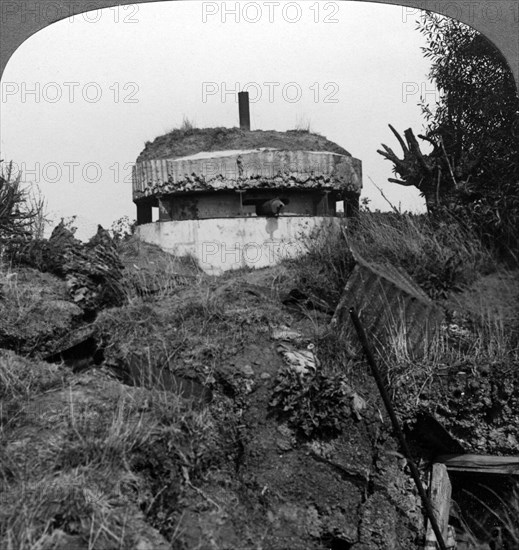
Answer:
top-left (238, 91), bottom-right (250, 130)
top-left (425, 463), bottom-right (452, 549)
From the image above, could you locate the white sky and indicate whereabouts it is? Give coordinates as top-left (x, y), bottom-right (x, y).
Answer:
top-left (0, 1), bottom-right (437, 239)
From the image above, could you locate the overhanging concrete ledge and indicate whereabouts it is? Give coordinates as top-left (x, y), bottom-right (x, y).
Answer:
top-left (136, 216), bottom-right (343, 275)
top-left (132, 150), bottom-right (362, 200)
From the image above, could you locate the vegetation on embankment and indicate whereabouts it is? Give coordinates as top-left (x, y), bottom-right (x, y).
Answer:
top-left (136, 126), bottom-right (352, 162)
top-left (1, 200), bottom-right (519, 549)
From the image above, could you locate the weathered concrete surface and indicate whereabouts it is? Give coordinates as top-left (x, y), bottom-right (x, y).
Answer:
top-left (332, 245), bottom-right (443, 356)
top-left (132, 149), bottom-right (362, 200)
top-left (136, 216), bottom-right (341, 275)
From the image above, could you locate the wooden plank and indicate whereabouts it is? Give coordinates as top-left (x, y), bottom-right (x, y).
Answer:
top-left (425, 463), bottom-right (452, 549)
top-left (436, 454), bottom-right (519, 475)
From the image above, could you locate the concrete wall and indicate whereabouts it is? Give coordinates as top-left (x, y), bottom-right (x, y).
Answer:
top-left (136, 216), bottom-right (343, 276)
top-left (132, 150), bottom-right (362, 200)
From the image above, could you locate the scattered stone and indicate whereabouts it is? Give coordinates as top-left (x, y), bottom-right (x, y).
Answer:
top-left (351, 392), bottom-right (367, 421)
top-left (276, 423), bottom-right (296, 452)
top-left (241, 364), bottom-right (254, 378)
top-left (271, 325), bottom-right (304, 342)
top-left (243, 378), bottom-right (255, 394)
top-left (135, 539), bottom-right (155, 550)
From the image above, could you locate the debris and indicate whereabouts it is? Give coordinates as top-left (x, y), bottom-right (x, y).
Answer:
top-left (351, 393), bottom-right (366, 421)
top-left (241, 364), bottom-right (254, 378)
top-left (282, 288), bottom-right (335, 314)
top-left (270, 325), bottom-right (304, 342)
top-left (276, 342), bottom-right (319, 375)
top-left (18, 222), bottom-right (126, 313)
top-left (435, 453), bottom-right (519, 475)
top-left (333, 244), bottom-right (443, 357)
top-left (276, 422), bottom-right (296, 451)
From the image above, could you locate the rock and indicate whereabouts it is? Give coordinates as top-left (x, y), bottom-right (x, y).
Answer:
top-left (241, 364), bottom-right (254, 378)
top-left (271, 325), bottom-right (304, 343)
top-left (276, 422), bottom-right (296, 451)
top-left (351, 392), bottom-right (367, 420)
top-left (135, 539), bottom-right (154, 550)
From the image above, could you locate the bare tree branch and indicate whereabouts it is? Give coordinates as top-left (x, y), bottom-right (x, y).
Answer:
top-left (388, 124), bottom-right (409, 156)
top-left (388, 178), bottom-right (414, 186)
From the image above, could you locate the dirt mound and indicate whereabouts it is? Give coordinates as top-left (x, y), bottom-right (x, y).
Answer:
top-left (2, 219), bottom-right (518, 550)
top-left (93, 272), bottom-right (423, 549)
top-left (137, 127), bottom-right (351, 162)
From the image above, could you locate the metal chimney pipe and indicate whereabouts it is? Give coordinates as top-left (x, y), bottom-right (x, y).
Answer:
top-left (238, 91), bottom-right (250, 130)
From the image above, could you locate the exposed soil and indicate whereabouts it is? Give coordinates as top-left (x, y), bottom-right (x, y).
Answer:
top-left (1, 235), bottom-right (518, 549)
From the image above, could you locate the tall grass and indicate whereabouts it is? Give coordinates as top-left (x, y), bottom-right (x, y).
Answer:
top-left (286, 211), bottom-right (496, 308)
top-left (453, 481), bottom-right (519, 549)
top-left (382, 301), bottom-right (518, 407)
top-left (115, 237), bottom-right (203, 302)
top-left (284, 220), bottom-right (354, 306)
top-left (0, 356), bottom-right (221, 549)
top-left (180, 116), bottom-right (196, 132)
top-left (347, 211), bottom-right (496, 299)
top-left (293, 115), bottom-right (312, 133)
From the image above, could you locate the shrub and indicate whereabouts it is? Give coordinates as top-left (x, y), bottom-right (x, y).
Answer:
top-left (270, 367), bottom-right (353, 438)
top-left (285, 221), bottom-right (355, 306)
top-left (448, 182), bottom-right (519, 262)
top-left (286, 212), bottom-right (495, 303)
top-left (347, 211), bottom-right (496, 299)
top-left (0, 161), bottom-right (47, 258)
top-left (110, 215), bottom-right (136, 243)
top-left (180, 116), bottom-right (196, 132)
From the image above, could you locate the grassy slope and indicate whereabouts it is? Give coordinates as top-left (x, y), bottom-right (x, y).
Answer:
top-left (1, 213), bottom-right (518, 549)
top-left (136, 127), bottom-right (351, 162)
